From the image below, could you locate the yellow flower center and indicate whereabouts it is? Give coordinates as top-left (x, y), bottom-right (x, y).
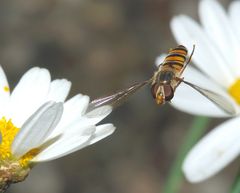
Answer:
top-left (228, 79), bottom-right (240, 104)
top-left (0, 117), bottom-right (40, 168)
top-left (0, 117), bottom-right (19, 159)
top-left (3, 86), bottom-right (9, 92)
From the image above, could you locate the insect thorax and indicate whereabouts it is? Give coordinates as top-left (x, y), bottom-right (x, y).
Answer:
top-left (158, 70), bottom-right (175, 84)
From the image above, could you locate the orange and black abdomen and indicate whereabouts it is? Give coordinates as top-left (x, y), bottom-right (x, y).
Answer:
top-left (162, 45), bottom-right (188, 73)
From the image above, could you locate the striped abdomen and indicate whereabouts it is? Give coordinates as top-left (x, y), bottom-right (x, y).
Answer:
top-left (162, 45), bottom-right (188, 73)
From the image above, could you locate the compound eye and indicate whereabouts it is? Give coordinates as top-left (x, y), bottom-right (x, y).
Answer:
top-left (164, 85), bottom-right (174, 101)
top-left (151, 83), bottom-right (158, 99)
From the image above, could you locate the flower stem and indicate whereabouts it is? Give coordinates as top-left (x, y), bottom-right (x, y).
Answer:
top-left (230, 170), bottom-right (240, 193)
top-left (163, 116), bottom-right (210, 193)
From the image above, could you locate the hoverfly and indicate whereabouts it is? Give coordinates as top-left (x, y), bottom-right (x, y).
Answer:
top-left (88, 45), bottom-right (236, 115)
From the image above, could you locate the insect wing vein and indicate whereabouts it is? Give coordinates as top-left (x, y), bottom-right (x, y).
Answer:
top-left (88, 80), bottom-right (150, 111)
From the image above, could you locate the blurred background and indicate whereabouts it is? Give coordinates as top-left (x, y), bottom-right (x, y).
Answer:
top-left (0, 0), bottom-right (237, 192)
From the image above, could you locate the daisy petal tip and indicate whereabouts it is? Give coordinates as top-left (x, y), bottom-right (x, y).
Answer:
top-left (29, 66), bottom-right (49, 75)
top-left (170, 16), bottom-right (179, 24)
top-left (75, 94), bottom-right (90, 104)
top-left (78, 94), bottom-right (90, 114)
top-left (182, 157), bottom-right (213, 183)
top-left (103, 123), bottom-right (116, 134)
top-left (172, 14), bottom-right (187, 21)
top-left (67, 80), bottom-right (72, 88)
top-left (182, 165), bottom-right (203, 183)
top-left (61, 79), bottom-right (72, 89)
top-left (62, 78), bottom-right (71, 84)
top-left (59, 78), bottom-right (72, 87)
top-left (170, 15), bottom-right (188, 30)
top-left (93, 123), bottom-right (115, 140)
top-left (155, 54), bottom-right (166, 67)
top-left (86, 105), bottom-right (112, 118)
top-left (82, 95), bottom-right (90, 103)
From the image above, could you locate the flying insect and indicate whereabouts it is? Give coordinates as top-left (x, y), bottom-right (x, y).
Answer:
top-left (88, 45), bottom-right (236, 115)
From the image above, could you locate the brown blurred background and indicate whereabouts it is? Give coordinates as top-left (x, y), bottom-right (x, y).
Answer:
top-left (0, 0), bottom-right (237, 193)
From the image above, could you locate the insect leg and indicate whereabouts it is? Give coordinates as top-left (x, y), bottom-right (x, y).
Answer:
top-left (173, 76), bottom-right (184, 91)
top-left (179, 45), bottom-right (195, 75)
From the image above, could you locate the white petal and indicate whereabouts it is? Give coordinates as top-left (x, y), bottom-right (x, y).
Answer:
top-left (81, 106), bottom-right (113, 127)
top-left (63, 94), bottom-right (89, 117)
top-left (86, 105), bottom-right (112, 120)
top-left (89, 123), bottom-right (115, 145)
top-left (34, 113), bottom-right (115, 162)
top-left (229, 1), bottom-right (240, 41)
top-left (9, 67), bottom-right (51, 127)
top-left (199, 0), bottom-right (240, 77)
top-left (171, 66), bottom-right (236, 117)
top-left (12, 101), bottom-right (63, 158)
top-left (0, 66), bottom-right (10, 117)
top-left (183, 116), bottom-right (240, 182)
top-left (50, 94), bottom-right (90, 136)
top-left (50, 104), bottom-right (112, 138)
top-left (170, 15), bottom-right (234, 87)
top-left (46, 79), bottom-right (71, 102)
top-left (32, 126), bottom-right (95, 162)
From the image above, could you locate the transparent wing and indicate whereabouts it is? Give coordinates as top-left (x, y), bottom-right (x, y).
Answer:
top-left (87, 80), bottom-right (150, 111)
top-left (182, 79), bottom-right (237, 115)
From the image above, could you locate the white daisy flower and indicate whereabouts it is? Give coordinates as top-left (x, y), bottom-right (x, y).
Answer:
top-left (168, 0), bottom-right (240, 117)
top-left (164, 0), bottom-right (240, 183)
top-left (0, 66), bottom-right (115, 190)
